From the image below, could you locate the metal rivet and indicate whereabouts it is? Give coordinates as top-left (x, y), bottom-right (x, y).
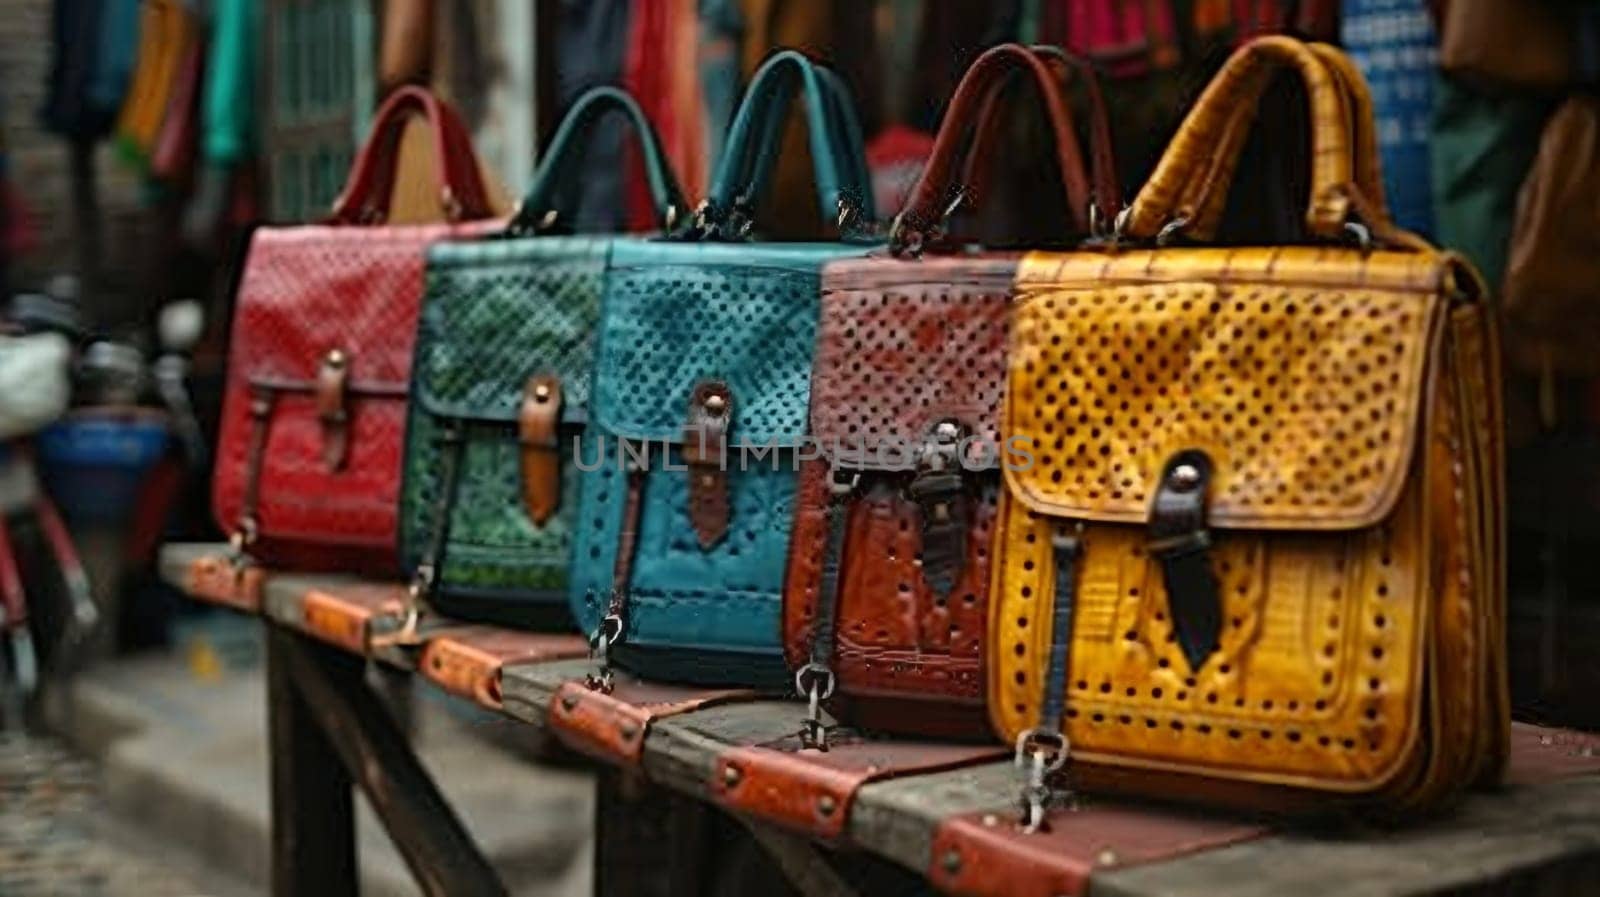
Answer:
top-left (1168, 463), bottom-right (1201, 491)
top-left (935, 421), bottom-right (959, 440)
top-left (559, 693), bottom-right (579, 712)
top-left (816, 795), bottom-right (837, 816)
top-left (617, 722), bottom-right (640, 740)
top-left (932, 502), bottom-right (950, 523)
top-left (1097, 849), bottom-right (1119, 867)
top-left (700, 474), bottom-right (715, 488)
top-left (941, 849), bottom-right (962, 875)
top-left (325, 349), bottom-right (347, 367)
top-left (533, 384), bottom-right (551, 401)
top-left (704, 394), bottom-right (726, 415)
top-left (722, 764), bottom-right (742, 787)
top-left (981, 814), bottom-right (999, 827)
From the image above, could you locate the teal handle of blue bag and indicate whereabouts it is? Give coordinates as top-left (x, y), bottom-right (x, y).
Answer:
top-left (735, 65), bottom-right (874, 232)
top-left (510, 85), bottom-right (687, 234)
top-left (703, 50), bottom-right (874, 236)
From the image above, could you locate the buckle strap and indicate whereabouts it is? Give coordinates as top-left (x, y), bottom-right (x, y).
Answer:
top-left (1016, 523), bottom-right (1082, 833)
top-left (1148, 450), bottom-right (1221, 672)
top-left (798, 467), bottom-right (857, 750)
top-left (518, 374), bottom-right (563, 525)
top-left (683, 380), bottom-right (733, 548)
top-left (230, 389), bottom-right (276, 565)
top-left (590, 450), bottom-right (647, 693)
top-left (410, 419), bottom-right (466, 610)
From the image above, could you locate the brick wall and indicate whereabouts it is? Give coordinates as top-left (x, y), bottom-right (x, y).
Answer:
top-left (1, 0), bottom-right (151, 328)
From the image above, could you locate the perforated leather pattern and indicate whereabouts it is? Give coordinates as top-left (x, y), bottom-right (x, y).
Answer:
top-left (571, 240), bottom-right (873, 685)
top-left (397, 236), bottom-right (608, 605)
top-left (1004, 261), bottom-right (1441, 529)
top-left (213, 221), bottom-right (495, 562)
top-left (415, 238), bottom-right (608, 419)
top-left (989, 247), bottom-right (1502, 803)
top-left (784, 460), bottom-right (999, 706)
top-left (809, 257), bottom-right (1019, 465)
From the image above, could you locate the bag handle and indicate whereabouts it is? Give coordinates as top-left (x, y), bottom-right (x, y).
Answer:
top-left (697, 50), bottom-right (874, 238)
top-left (1119, 36), bottom-right (1374, 246)
top-left (1177, 43), bottom-right (1414, 246)
top-left (509, 86), bottom-right (688, 235)
top-left (893, 45), bottom-right (1120, 254)
top-left (329, 86), bottom-right (496, 225)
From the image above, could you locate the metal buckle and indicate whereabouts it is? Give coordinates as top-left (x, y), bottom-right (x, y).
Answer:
top-left (795, 662), bottom-right (836, 751)
top-left (829, 468), bottom-right (860, 497)
top-left (586, 607), bottom-right (624, 694)
top-left (1014, 728), bottom-right (1071, 833)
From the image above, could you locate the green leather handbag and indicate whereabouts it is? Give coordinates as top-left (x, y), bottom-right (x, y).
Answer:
top-left (569, 51), bottom-right (878, 689)
top-left (398, 86), bottom-right (686, 629)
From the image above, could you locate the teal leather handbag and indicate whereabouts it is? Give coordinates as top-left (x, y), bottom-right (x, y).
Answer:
top-left (570, 51), bottom-right (877, 689)
top-left (397, 86), bottom-right (685, 630)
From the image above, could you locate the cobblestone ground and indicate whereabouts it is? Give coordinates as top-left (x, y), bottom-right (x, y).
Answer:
top-left (0, 730), bottom-right (241, 897)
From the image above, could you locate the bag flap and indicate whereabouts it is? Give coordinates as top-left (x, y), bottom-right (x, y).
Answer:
top-left (413, 236), bottom-right (611, 423)
top-left (591, 240), bottom-right (873, 445)
top-left (231, 222), bottom-right (497, 393)
top-left (810, 255), bottom-right (1019, 470)
top-left (1003, 249), bottom-right (1447, 530)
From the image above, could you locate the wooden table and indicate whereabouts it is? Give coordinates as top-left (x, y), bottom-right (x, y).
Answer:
top-left (160, 543), bottom-right (1600, 897)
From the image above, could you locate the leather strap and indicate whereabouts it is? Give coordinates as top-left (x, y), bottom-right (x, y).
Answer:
top-left (1039, 527), bottom-right (1081, 734)
top-left (414, 419), bottom-right (466, 603)
top-left (234, 389), bottom-right (276, 549)
top-left (958, 46), bottom-right (1121, 238)
top-left (891, 43), bottom-right (1098, 252)
top-left (512, 85), bottom-right (687, 234)
top-left (315, 349), bottom-right (350, 471)
top-left (704, 50), bottom-right (875, 235)
top-left (518, 375), bottom-right (562, 526)
top-left (1147, 451), bottom-right (1221, 672)
top-left (808, 480), bottom-right (855, 673)
top-left (682, 381), bottom-right (733, 548)
top-left (329, 85), bottom-right (494, 224)
top-left (1121, 35), bottom-right (1356, 244)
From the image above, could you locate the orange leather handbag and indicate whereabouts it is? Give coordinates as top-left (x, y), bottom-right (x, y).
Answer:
top-left (784, 43), bottom-right (1120, 745)
top-left (988, 36), bottom-right (1506, 821)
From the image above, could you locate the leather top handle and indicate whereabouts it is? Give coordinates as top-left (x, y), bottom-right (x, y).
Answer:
top-left (699, 49), bottom-right (874, 238)
top-left (329, 86), bottom-right (496, 225)
top-left (510, 85), bottom-right (689, 235)
top-left (1177, 43), bottom-right (1414, 247)
top-left (733, 64), bottom-right (874, 232)
top-left (1120, 36), bottom-right (1362, 245)
top-left (889, 44), bottom-right (1101, 255)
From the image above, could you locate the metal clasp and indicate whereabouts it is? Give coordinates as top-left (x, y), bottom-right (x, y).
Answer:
top-left (586, 605), bottom-right (624, 694)
top-left (795, 662), bottom-right (837, 751)
top-left (1014, 728), bottom-right (1071, 833)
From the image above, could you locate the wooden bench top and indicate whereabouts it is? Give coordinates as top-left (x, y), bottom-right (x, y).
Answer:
top-left (160, 542), bottom-right (1600, 897)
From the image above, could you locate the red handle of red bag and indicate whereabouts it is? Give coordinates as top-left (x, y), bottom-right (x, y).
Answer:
top-left (329, 86), bottom-right (495, 224)
top-left (889, 44), bottom-right (1107, 253)
top-left (958, 46), bottom-right (1121, 234)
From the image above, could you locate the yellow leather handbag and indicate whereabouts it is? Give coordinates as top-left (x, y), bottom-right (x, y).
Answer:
top-left (988, 36), bottom-right (1506, 820)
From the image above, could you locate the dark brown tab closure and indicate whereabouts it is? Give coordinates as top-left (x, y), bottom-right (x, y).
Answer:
top-left (711, 740), bottom-right (1004, 840)
top-left (519, 374), bottom-right (563, 525)
top-left (549, 678), bottom-right (753, 765)
top-left (420, 627), bottom-right (587, 709)
top-left (683, 380), bottom-right (733, 548)
top-left (316, 349), bottom-right (350, 471)
top-left (927, 803), bottom-right (1265, 897)
top-left (186, 553), bottom-right (265, 612)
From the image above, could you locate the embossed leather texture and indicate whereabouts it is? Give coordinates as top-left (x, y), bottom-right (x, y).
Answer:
top-left (988, 37), bottom-right (1506, 814)
top-left (783, 45), bottom-right (1119, 740)
top-left (569, 51), bottom-right (877, 689)
top-left (212, 87), bottom-right (499, 574)
top-left (397, 86), bottom-right (686, 629)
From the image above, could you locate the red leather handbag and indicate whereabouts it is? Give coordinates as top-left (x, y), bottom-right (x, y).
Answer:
top-left (783, 44), bottom-right (1119, 743)
top-left (212, 86), bottom-right (499, 575)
